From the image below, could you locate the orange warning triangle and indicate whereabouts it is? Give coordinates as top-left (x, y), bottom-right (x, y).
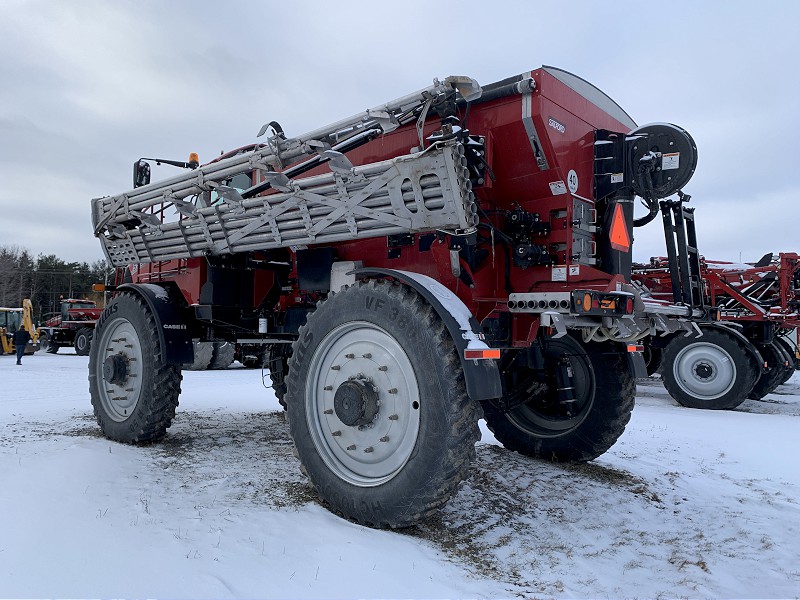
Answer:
top-left (609, 203), bottom-right (631, 252)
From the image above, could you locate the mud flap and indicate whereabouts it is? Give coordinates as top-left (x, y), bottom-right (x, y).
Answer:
top-left (627, 351), bottom-right (648, 379)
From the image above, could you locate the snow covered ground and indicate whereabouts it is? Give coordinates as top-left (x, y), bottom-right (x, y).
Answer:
top-left (2, 350), bottom-right (799, 598)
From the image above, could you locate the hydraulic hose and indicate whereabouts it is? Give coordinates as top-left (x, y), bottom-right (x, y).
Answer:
top-left (633, 199), bottom-right (659, 227)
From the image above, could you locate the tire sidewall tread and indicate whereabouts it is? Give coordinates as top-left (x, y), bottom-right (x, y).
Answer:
top-left (184, 341), bottom-right (214, 371)
top-left (209, 342), bottom-right (236, 370)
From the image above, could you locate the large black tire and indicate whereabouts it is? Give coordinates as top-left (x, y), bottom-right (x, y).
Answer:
top-left (74, 327), bottom-right (93, 356)
top-left (748, 341), bottom-right (790, 400)
top-left (775, 336), bottom-right (798, 385)
top-left (89, 293), bottom-right (182, 443)
top-left (662, 328), bottom-right (759, 409)
top-left (183, 341), bottom-right (214, 370)
top-left (267, 344), bottom-right (292, 409)
top-left (285, 280), bottom-right (479, 528)
top-left (40, 331), bottom-right (59, 354)
top-left (482, 336), bottom-right (634, 463)
top-left (208, 342), bottom-right (235, 370)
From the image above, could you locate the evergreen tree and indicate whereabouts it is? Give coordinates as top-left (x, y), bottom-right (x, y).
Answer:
top-left (0, 244), bottom-right (110, 322)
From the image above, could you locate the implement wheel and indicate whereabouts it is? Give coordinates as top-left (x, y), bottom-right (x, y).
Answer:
top-left (749, 341), bottom-right (789, 400)
top-left (483, 336), bottom-right (634, 462)
top-left (662, 328), bottom-right (758, 410)
top-left (286, 280), bottom-right (479, 528)
top-left (89, 293), bottom-right (182, 443)
top-left (775, 336), bottom-right (798, 385)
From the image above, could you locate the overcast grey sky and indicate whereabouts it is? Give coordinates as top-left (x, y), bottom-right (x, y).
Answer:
top-left (1, 0), bottom-right (798, 265)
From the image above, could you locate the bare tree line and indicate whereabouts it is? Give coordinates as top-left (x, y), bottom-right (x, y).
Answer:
top-left (0, 245), bottom-right (111, 322)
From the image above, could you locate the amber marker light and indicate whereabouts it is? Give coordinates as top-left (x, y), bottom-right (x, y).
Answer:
top-left (582, 293), bottom-right (592, 312)
top-left (464, 348), bottom-right (501, 360)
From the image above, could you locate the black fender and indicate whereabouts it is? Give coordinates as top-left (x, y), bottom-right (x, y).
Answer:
top-left (353, 267), bottom-right (502, 401)
top-left (116, 283), bottom-right (194, 365)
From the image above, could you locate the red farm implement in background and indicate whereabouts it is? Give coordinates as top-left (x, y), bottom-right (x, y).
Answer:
top-left (37, 298), bottom-right (102, 356)
top-left (634, 251), bottom-right (800, 409)
top-left (90, 66), bottom-right (705, 527)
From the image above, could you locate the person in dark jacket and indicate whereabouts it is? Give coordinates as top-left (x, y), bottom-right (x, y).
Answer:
top-left (12, 325), bottom-right (31, 365)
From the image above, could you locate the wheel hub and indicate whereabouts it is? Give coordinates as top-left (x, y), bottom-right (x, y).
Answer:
top-left (694, 361), bottom-right (714, 380)
top-left (334, 376), bottom-right (379, 427)
top-left (673, 341), bottom-right (736, 400)
top-left (102, 354), bottom-right (129, 385)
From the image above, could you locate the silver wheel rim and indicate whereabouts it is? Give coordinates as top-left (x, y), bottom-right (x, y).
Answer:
top-left (673, 341), bottom-right (736, 400)
top-left (305, 321), bottom-right (421, 487)
top-left (95, 317), bottom-right (144, 422)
